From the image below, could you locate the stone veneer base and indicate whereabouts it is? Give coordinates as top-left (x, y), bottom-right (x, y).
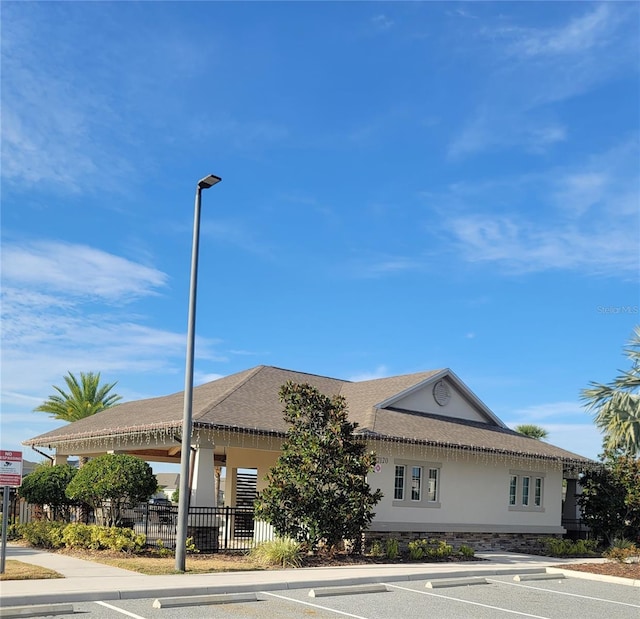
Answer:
top-left (363, 530), bottom-right (560, 553)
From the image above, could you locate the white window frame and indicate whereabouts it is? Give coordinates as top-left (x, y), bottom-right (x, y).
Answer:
top-left (392, 459), bottom-right (441, 508)
top-left (394, 465), bottom-right (405, 501)
top-left (411, 466), bottom-right (422, 501)
top-left (509, 475), bottom-right (518, 506)
top-left (509, 470), bottom-right (545, 512)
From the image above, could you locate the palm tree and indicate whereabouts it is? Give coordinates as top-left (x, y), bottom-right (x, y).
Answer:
top-left (35, 371), bottom-right (122, 422)
top-left (581, 326), bottom-right (640, 457)
top-left (514, 424), bottom-right (549, 440)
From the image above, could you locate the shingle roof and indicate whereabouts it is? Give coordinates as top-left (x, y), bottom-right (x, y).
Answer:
top-left (24, 365), bottom-right (593, 466)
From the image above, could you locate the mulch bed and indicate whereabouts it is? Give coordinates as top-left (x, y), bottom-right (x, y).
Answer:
top-left (557, 562), bottom-right (640, 580)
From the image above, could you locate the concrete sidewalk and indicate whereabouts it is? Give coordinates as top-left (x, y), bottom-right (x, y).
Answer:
top-left (0, 544), bottom-right (631, 608)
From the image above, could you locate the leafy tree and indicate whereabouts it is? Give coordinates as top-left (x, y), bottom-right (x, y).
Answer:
top-left (576, 451), bottom-right (640, 546)
top-left (255, 382), bottom-right (383, 552)
top-left (514, 424), bottom-right (549, 440)
top-left (582, 327), bottom-right (640, 456)
top-left (18, 464), bottom-right (78, 521)
top-left (35, 371), bottom-right (122, 423)
top-left (65, 454), bottom-right (157, 526)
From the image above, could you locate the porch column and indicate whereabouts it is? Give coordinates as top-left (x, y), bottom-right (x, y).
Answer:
top-left (191, 447), bottom-right (216, 507)
top-left (562, 478), bottom-right (581, 521)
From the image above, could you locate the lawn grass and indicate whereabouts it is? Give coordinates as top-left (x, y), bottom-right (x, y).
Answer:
top-left (64, 550), bottom-right (266, 575)
top-left (0, 560), bottom-right (63, 581)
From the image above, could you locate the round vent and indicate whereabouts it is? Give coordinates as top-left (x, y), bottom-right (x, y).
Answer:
top-left (433, 380), bottom-right (451, 406)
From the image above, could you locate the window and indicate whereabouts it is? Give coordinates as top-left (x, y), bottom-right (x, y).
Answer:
top-left (392, 459), bottom-right (441, 508)
top-left (534, 477), bottom-right (543, 507)
top-left (428, 468), bottom-right (439, 502)
top-left (522, 476), bottom-right (530, 506)
top-left (394, 465), bottom-right (405, 500)
top-left (509, 470), bottom-right (545, 512)
top-left (411, 466), bottom-right (422, 501)
top-left (509, 475), bottom-right (517, 506)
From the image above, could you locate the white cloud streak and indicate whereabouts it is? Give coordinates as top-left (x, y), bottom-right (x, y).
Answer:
top-left (348, 365), bottom-right (390, 382)
top-left (512, 4), bottom-right (615, 58)
top-left (449, 4), bottom-right (636, 158)
top-left (435, 141), bottom-right (639, 277)
top-left (2, 241), bottom-right (168, 301)
top-left (0, 240), bottom-right (218, 400)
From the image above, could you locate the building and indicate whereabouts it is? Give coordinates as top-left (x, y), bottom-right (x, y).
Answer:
top-left (23, 365), bottom-right (594, 551)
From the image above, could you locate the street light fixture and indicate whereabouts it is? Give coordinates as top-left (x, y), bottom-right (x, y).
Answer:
top-left (175, 174), bottom-right (222, 572)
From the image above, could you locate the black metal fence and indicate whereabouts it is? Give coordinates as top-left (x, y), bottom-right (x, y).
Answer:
top-left (4, 498), bottom-right (275, 553)
top-left (561, 517), bottom-right (591, 540)
top-left (127, 504), bottom-right (274, 552)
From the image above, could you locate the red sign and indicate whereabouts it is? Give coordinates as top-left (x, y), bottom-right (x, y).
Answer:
top-left (0, 450), bottom-right (23, 487)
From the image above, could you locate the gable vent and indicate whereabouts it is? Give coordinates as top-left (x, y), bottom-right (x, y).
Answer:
top-left (433, 380), bottom-right (451, 406)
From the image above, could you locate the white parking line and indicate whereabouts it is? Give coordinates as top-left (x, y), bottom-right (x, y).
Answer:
top-left (385, 583), bottom-right (551, 618)
top-left (261, 591), bottom-right (371, 618)
top-left (486, 578), bottom-right (640, 608)
top-left (94, 601), bottom-right (149, 619)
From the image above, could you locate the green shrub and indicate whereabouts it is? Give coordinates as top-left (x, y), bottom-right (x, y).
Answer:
top-left (368, 540), bottom-right (383, 558)
top-left (185, 536), bottom-right (200, 554)
top-left (6, 523), bottom-right (22, 541)
top-left (91, 526), bottom-right (145, 552)
top-left (17, 521), bottom-right (66, 548)
top-left (155, 539), bottom-right (172, 557)
top-left (457, 544), bottom-right (475, 559)
top-left (407, 538), bottom-right (454, 561)
top-left (15, 521), bottom-right (145, 553)
top-left (250, 538), bottom-right (303, 568)
top-left (407, 539), bottom-right (424, 560)
top-left (573, 539), bottom-right (599, 555)
top-left (62, 523), bottom-right (95, 549)
top-left (539, 537), bottom-right (599, 557)
top-left (385, 538), bottom-right (400, 560)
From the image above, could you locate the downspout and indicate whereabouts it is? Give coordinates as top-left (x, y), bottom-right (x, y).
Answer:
top-left (31, 447), bottom-right (54, 465)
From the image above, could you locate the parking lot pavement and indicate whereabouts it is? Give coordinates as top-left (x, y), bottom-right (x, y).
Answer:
top-left (7, 574), bottom-right (638, 619)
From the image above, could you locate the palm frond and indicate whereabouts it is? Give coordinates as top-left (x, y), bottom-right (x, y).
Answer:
top-left (34, 371), bottom-right (122, 422)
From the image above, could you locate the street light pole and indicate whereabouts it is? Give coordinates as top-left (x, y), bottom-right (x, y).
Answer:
top-left (175, 174), bottom-right (221, 572)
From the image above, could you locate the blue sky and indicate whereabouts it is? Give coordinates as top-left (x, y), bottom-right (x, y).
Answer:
top-left (1, 2), bottom-right (638, 470)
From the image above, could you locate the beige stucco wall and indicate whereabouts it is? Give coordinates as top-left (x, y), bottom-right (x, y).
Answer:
top-left (368, 446), bottom-right (564, 534)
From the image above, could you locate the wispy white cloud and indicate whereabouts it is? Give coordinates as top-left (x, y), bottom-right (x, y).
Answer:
top-left (0, 241), bottom-right (220, 401)
top-left (370, 14), bottom-right (395, 32)
top-left (347, 254), bottom-right (424, 278)
top-left (0, 7), bottom-right (133, 192)
top-left (508, 401), bottom-right (585, 422)
top-left (435, 141), bottom-right (639, 277)
top-left (511, 4), bottom-right (615, 58)
top-left (194, 372), bottom-right (225, 385)
top-left (229, 349), bottom-right (263, 356)
top-left (449, 4), bottom-right (636, 158)
top-left (448, 214), bottom-right (637, 276)
top-left (449, 111), bottom-right (567, 159)
top-left (504, 400), bottom-right (603, 458)
top-left (348, 365), bottom-right (390, 382)
top-left (1, 4), bottom-right (287, 194)
top-left (2, 241), bottom-right (168, 301)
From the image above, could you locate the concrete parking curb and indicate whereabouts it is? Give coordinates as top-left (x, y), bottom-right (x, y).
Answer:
top-left (0, 603), bottom-right (74, 619)
top-left (309, 584), bottom-right (388, 597)
top-left (152, 592), bottom-right (259, 608)
top-left (0, 567), bottom-right (550, 607)
top-left (426, 577), bottom-right (488, 588)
